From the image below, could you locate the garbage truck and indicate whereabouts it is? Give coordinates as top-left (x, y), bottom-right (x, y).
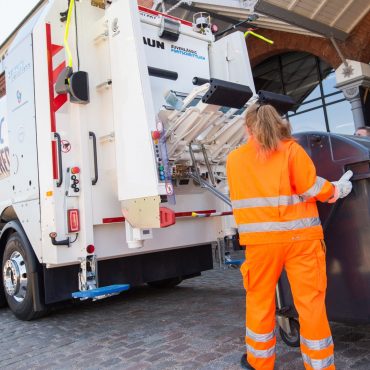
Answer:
top-left (0, 0), bottom-right (264, 320)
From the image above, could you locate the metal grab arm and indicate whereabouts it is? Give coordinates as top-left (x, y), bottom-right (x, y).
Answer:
top-left (189, 173), bottom-right (232, 208)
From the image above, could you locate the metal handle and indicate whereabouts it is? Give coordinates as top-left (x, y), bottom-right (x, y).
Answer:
top-left (192, 77), bottom-right (210, 86)
top-left (54, 132), bottom-right (63, 187)
top-left (89, 131), bottom-right (98, 185)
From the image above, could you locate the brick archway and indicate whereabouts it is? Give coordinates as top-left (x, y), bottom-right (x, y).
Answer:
top-left (136, 1), bottom-right (369, 70)
top-left (247, 12), bottom-right (370, 69)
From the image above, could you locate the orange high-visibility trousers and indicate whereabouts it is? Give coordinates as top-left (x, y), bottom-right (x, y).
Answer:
top-left (240, 240), bottom-right (335, 370)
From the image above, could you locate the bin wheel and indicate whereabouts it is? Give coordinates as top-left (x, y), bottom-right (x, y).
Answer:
top-left (279, 318), bottom-right (300, 347)
top-left (147, 277), bottom-right (183, 289)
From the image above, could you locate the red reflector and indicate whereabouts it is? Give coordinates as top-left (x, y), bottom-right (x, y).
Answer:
top-left (160, 207), bottom-right (176, 228)
top-left (71, 167), bottom-right (80, 174)
top-left (68, 209), bottom-right (80, 232)
top-left (86, 245), bottom-right (95, 254)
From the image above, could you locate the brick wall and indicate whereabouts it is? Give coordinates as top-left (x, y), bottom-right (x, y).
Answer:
top-left (247, 11), bottom-right (370, 68)
top-left (138, 0), bottom-right (154, 8)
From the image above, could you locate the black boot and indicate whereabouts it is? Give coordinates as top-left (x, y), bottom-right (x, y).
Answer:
top-left (241, 354), bottom-right (255, 369)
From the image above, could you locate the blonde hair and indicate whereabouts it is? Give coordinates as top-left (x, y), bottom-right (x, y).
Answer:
top-left (246, 103), bottom-right (292, 154)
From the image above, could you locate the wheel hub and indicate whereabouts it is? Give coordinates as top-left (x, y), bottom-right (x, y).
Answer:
top-left (3, 251), bottom-right (28, 302)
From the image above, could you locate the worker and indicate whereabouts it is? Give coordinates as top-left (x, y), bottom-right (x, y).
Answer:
top-left (354, 126), bottom-right (370, 137)
top-left (226, 102), bottom-right (353, 370)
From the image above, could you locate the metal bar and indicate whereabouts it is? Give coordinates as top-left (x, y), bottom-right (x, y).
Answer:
top-left (190, 211), bottom-right (233, 218)
top-left (201, 144), bottom-right (216, 187)
top-left (89, 132), bottom-right (99, 185)
top-left (148, 67), bottom-right (178, 81)
top-left (54, 133), bottom-right (63, 188)
top-left (254, 1), bottom-right (348, 41)
top-left (288, 98), bottom-right (347, 118)
top-left (189, 144), bottom-right (202, 186)
top-left (330, 37), bottom-right (348, 67)
top-left (189, 173), bottom-right (232, 207)
top-left (192, 77), bottom-right (210, 86)
top-left (316, 56), bottom-right (330, 132)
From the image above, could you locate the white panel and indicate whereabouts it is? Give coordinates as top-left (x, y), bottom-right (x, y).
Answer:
top-left (106, 1), bottom-right (159, 201)
top-left (0, 96), bottom-right (12, 213)
top-left (141, 22), bottom-right (210, 111)
top-left (4, 35), bottom-right (42, 257)
top-left (93, 189), bottom-right (225, 259)
top-left (13, 199), bottom-right (42, 257)
top-left (209, 31), bottom-right (256, 94)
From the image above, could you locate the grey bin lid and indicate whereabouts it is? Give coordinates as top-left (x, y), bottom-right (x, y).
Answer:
top-left (294, 132), bottom-right (370, 182)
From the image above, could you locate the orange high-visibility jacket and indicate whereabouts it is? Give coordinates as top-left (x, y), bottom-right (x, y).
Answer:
top-left (226, 138), bottom-right (335, 245)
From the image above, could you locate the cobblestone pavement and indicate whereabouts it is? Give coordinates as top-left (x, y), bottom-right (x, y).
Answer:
top-left (0, 267), bottom-right (369, 370)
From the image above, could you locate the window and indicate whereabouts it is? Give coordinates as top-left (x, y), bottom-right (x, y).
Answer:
top-left (253, 52), bottom-right (354, 134)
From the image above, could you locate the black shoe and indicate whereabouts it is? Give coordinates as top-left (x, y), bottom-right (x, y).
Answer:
top-left (241, 354), bottom-right (255, 369)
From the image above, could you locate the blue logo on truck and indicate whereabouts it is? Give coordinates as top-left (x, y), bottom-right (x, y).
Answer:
top-left (170, 45), bottom-right (206, 60)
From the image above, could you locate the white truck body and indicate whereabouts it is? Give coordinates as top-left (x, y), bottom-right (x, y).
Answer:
top-left (0, 0), bottom-right (256, 317)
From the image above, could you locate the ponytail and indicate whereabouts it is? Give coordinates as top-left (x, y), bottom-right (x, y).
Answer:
top-left (245, 103), bottom-right (292, 155)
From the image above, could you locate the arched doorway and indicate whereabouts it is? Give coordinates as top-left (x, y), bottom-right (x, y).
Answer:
top-left (253, 52), bottom-right (354, 135)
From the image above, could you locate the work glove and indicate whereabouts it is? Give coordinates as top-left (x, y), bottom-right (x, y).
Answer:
top-left (329, 170), bottom-right (353, 202)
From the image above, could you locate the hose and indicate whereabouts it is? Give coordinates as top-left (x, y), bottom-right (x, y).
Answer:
top-left (64, 0), bottom-right (75, 68)
top-left (244, 30), bottom-right (274, 44)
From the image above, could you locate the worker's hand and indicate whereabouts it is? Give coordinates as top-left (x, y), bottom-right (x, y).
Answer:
top-left (330, 170), bottom-right (353, 201)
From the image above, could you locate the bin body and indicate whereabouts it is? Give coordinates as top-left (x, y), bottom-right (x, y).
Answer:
top-left (279, 132), bottom-right (370, 323)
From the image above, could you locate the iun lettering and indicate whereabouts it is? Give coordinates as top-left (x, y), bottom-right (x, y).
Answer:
top-left (143, 37), bottom-right (165, 50)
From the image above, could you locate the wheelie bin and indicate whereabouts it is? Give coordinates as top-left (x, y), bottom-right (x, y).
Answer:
top-left (277, 131), bottom-right (370, 347)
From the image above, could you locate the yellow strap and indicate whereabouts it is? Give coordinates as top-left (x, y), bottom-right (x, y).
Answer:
top-left (64, 0), bottom-right (75, 68)
top-left (244, 30), bottom-right (274, 45)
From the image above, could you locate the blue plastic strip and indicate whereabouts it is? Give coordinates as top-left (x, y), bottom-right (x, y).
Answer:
top-left (72, 284), bottom-right (130, 299)
top-left (224, 259), bottom-right (245, 266)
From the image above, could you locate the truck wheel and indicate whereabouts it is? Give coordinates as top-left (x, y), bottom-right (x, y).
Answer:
top-left (279, 318), bottom-right (300, 347)
top-left (0, 264), bottom-right (6, 308)
top-left (2, 232), bottom-right (45, 320)
top-left (147, 277), bottom-right (183, 288)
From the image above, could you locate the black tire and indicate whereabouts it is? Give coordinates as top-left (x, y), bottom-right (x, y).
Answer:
top-left (279, 318), bottom-right (300, 347)
top-left (147, 277), bottom-right (183, 289)
top-left (2, 232), bottom-right (46, 320)
top-left (0, 253), bottom-right (6, 308)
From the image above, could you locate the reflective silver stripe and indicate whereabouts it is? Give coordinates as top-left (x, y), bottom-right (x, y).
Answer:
top-left (238, 217), bottom-right (321, 233)
top-left (246, 327), bottom-right (275, 342)
top-left (247, 344), bottom-right (275, 359)
top-left (232, 195), bottom-right (302, 209)
top-left (300, 336), bottom-right (333, 351)
top-left (302, 353), bottom-right (335, 369)
top-left (300, 177), bottom-right (326, 200)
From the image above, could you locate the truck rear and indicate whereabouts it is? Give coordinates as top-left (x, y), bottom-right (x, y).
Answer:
top-left (0, 0), bottom-right (257, 320)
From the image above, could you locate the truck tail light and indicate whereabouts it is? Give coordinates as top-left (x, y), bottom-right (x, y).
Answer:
top-left (68, 209), bottom-right (80, 232)
top-left (160, 207), bottom-right (176, 228)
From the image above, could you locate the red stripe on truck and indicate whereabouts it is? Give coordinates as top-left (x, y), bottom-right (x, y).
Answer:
top-left (102, 210), bottom-right (221, 224)
top-left (138, 5), bottom-right (193, 27)
top-left (46, 23), bottom-right (68, 180)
